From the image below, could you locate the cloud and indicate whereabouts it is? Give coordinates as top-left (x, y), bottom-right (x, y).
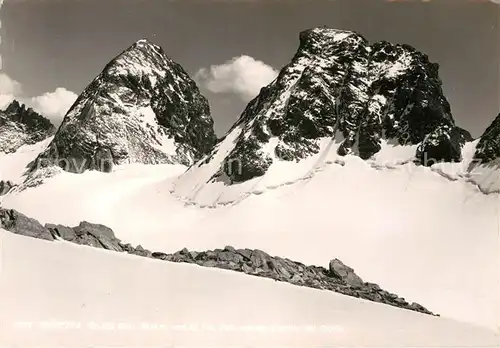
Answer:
top-left (30, 88), bottom-right (78, 126)
top-left (0, 74), bottom-right (22, 109)
top-left (0, 73), bottom-right (22, 95)
top-left (0, 94), bottom-right (16, 110)
top-left (0, 73), bottom-right (77, 126)
top-left (194, 55), bottom-right (278, 102)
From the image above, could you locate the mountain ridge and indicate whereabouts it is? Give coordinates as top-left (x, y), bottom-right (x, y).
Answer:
top-left (27, 39), bottom-right (216, 176)
top-left (198, 27), bottom-right (474, 184)
top-left (472, 112), bottom-right (500, 165)
top-left (0, 27), bottom-right (499, 337)
top-left (0, 100), bottom-right (56, 154)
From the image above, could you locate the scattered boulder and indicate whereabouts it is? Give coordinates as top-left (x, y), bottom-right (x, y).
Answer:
top-left (119, 243), bottom-right (136, 253)
top-left (328, 258), bottom-right (364, 288)
top-left (290, 274), bottom-right (304, 284)
top-left (45, 223), bottom-right (77, 242)
top-left (268, 258), bottom-right (292, 279)
top-left (224, 245), bottom-right (236, 253)
top-left (0, 208), bottom-right (54, 241)
top-left (250, 249), bottom-right (271, 269)
top-left (152, 251), bottom-right (169, 260)
top-left (217, 251), bottom-right (243, 264)
top-left (119, 243), bottom-right (152, 257)
top-left (188, 250), bottom-right (199, 260)
top-left (148, 245), bottom-right (436, 316)
top-left (0, 208), bottom-right (437, 317)
top-left (73, 221), bottom-right (123, 252)
top-left (236, 248), bottom-right (252, 260)
top-left (0, 210), bottom-right (127, 252)
top-left (74, 221), bottom-right (116, 239)
top-left (132, 245), bottom-right (152, 258)
top-left (74, 232), bottom-right (105, 249)
top-left (179, 247), bottom-right (190, 255)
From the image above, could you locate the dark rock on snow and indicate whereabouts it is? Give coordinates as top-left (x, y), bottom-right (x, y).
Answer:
top-left (0, 208), bottom-right (127, 253)
top-left (0, 209), bottom-right (54, 241)
top-left (328, 258), bottom-right (364, 288)
top-left (0, 207), bottom-right (437, 316)
top-left (45, 223), bottom-right (78, 242)
top-left (72, 221), bottom-right (122, 251)
top-left (0, 180), bottom-right (16, 196)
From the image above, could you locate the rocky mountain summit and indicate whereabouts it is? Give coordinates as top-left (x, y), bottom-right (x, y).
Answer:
top-left (473, 112), bottom-right (500, 166)
top-left (0, 206), bottom-right (436, 316)
top-left (202, 27), bottom-right (471, 183)
top-left (0, 100), bottom-right (56, 154)
top-left (30, 39), bottom-right (216, 174)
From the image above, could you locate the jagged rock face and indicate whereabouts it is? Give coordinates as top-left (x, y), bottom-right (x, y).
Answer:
top-left (207, 28), bottom-right (469, 183)
top-left (473, 113), bottom-right (500, 165)
top-left (0, 180), bottom-right (16, 196)
top-left (31, 39), bottom-right (216, 174)
top-left (0, 100), bottom-right (56, 154)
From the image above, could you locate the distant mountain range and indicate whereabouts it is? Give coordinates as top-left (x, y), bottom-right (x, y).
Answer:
top-left (1, 27), bottom-right (499, 331)
top-left (1, 27), bottom-right (498, 188)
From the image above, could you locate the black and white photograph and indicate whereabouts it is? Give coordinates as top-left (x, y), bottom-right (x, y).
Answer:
top-left (0, 0), bottom-right (499, 346)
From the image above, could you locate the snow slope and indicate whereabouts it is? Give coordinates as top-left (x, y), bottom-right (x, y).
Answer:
top-left (173, 129), bottom-right (423, 206)
top-left (3, 144), bottom-right (500, 331)
top-left (0, 137), bottom-right (52, 184)
top-left (0, 230), bottom-right (498, 348)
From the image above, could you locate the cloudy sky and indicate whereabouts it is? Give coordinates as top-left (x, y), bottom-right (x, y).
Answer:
top-left (0, 0), bottom-right (499, 137)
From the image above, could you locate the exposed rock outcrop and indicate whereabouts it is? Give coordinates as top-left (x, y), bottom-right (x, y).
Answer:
top-left (473, 113), bottom-right (500, 166)
top-left (151, 246), bottom-right (435, 316)
top-left (0, 207), bottom-right (436, 317)
top-left (0, 180), bottom-right (16, 196)
top-left (0, 208), bottom-right (54, 241)
top-left (0, 100), bottom-right (56, 154)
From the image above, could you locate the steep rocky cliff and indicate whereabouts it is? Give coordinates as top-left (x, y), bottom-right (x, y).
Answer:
top-left (30, 39), bottom-right (216, 174)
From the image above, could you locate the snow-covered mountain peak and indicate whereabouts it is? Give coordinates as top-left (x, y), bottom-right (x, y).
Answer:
top-left (0, 100), bottom-right (56, 154)
top-left (303, 26), bottom-right (355, 38)
top-left (27, 39), bottom-right (217, 177)
top-left (117, 37), bottom-right (164, 56)
top-left (172, 27), bottom-right (479, 204)
top-left (204, 28), bottom-right (467, 180)
top-left (103, 38), bottom-right (173, 84)
top-left (298, 27), bottom-right (362, 53)
top-left (134, 38), bottom-right (155, 46)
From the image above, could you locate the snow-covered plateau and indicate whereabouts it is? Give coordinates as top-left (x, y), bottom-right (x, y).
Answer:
top-left (0, 230), bottom-right (498, 347)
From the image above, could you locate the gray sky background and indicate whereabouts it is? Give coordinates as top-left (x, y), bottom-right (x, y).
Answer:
top-left (1, 0), bottom-right (499, 137)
